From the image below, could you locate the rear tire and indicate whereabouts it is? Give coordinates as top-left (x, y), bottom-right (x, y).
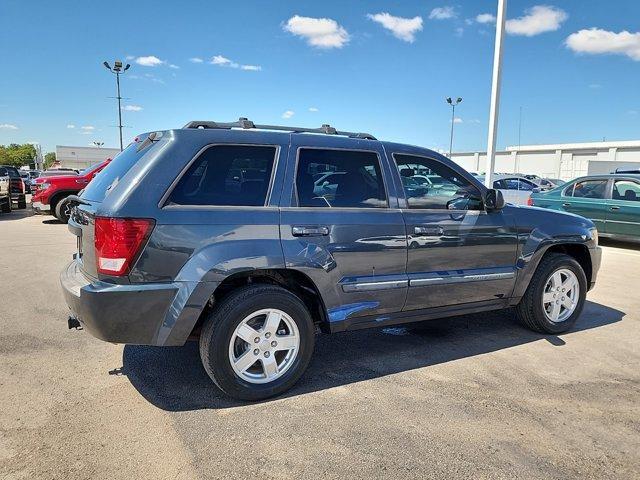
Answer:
top-left (516, 252), bottom-right (587, 334)
top-left (55, 197), bottom-right (72, 224)
top-left (199, 285), bottom-right (315, 401)
top-left (0, 200), bottom-right (10, 213)
top-left (17, 195), bottom-right (27, 209)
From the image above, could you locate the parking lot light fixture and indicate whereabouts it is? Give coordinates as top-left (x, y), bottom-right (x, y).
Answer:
top-left (103, 59), bottom-right (131, 151)
top-left (446, 97), bottom-right (462, 158)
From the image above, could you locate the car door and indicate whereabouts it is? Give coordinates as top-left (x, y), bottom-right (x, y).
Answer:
top-left (391, 149), bottom-right (518, 311)
top-left (606, 178), bottom-right (640, 237)
top-left (279, 135), bottom-right (408, 330)
top-left (560, 178), bottom-right (609, 232)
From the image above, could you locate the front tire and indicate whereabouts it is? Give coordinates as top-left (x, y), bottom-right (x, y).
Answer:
top-left (199, 285), bottom-right (315, 401)
top-left (55, 197), bottom-right (72, 223)
top-left (516, 252), bottom-right (587, 334)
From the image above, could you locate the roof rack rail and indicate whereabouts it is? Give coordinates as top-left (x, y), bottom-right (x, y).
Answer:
top-left (182, 117), bottom-right (376, 140)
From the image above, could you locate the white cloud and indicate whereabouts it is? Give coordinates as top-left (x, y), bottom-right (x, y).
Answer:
top-left (283, 15), bottom-right (350, 49)
top-left (79, 125), bottom-right (95, 135)
top-left (123, 105), bottom-right (143, 111)
top-left (452, 117), bottom-right (463, 124)
top-left (282, 110), bottom-right (295, 119)
top-left (506, 5), bottom-right (567, 37)
top-left (189, 57), bottom-right (204, 63)
top-left (429, 7), bottom-right (457, 20)
top-left (308, 107), bottom-right (319, 112)
top-left (455, 27), bottom-right (464, 37)
top-left (125, 55), bottom-right (135, 60)
top-left (66, 124), bottom-right (75, 129)
top-left (211, 55), bottom-right (261, 71)
top-left (0, 123), bottom-right (18, 130)
top-left (135, 55), bottom-right (165, 67)
top-left (367, 13), bottom-right (423, 43)
top-left (476, 13), bottom-right (496, 24)
top-left (566, 28), bottom-right (640, 61)
top-left (589, 83), bottom-right (602, 89)
top-left (169, 64), bottom-right (179, 69)
top-left (212, 55), bottom-right (233, 66)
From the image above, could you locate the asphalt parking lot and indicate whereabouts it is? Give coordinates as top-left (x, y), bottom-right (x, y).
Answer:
top-left (1, 208), bottom-right (639, 479)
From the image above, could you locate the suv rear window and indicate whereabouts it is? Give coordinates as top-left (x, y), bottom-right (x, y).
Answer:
top-left (82, 142), bottom-right (154, 202)
top-left (295, 149), bottom-right (387, 208)
top-left (168, 145), bottom-right (277, 206)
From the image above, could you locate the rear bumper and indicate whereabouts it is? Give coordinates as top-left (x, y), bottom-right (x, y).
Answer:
top-left (60, 260), bottom-right (179, 345)
top-left (588, 245), bottom-right (602, 290)
top-left (32, 201), bottom-right (50, 214)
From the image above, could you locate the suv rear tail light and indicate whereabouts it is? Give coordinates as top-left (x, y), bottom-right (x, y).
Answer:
top-left (94, 217), bottom-right (155, 276)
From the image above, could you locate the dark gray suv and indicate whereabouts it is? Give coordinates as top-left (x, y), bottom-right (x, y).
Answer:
top-left (61, 119), bottom-right (602, 401)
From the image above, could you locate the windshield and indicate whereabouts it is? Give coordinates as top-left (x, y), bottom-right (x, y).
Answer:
top-left (78, 163), bottom-right (104, 176)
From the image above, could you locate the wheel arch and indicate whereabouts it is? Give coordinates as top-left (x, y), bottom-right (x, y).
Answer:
top-left (188, 268), bottom-right (330, 341)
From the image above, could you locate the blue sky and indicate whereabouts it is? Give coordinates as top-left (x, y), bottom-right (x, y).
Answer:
top-left (1, 0), bottom-right (639, 154)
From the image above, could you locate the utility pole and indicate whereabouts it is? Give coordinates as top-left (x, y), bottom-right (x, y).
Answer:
top-left (102, 60), bottom-right (130, 151)
top-left (484, 0), bottom-right (507, 187)
top-left (446, 97), bottom-right (462, 158)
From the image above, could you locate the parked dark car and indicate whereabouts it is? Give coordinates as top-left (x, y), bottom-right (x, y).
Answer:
top-left (0, 165), bottom-right (27, 209)
top-left (61, 119), bottom-right (602, 401)
top-left (530, 174), bottom-right (640, 241)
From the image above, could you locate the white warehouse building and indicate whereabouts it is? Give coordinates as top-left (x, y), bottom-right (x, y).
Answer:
top-left (451, 140), bottom-right (640, 181)
top-left (56, 145), bottom-right (121, 170)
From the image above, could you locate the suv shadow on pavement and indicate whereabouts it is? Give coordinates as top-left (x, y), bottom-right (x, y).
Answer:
top-left (118, 300), bottom-right (623, 410)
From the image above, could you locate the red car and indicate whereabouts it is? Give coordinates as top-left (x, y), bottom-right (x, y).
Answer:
top-left (32, 159), bottom-right (111, 223)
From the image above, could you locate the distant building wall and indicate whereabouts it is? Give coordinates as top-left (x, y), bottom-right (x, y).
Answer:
top-left (451, 140), bottom-right (640, 180)
top-left (55, 145), bottom-right (120, 170)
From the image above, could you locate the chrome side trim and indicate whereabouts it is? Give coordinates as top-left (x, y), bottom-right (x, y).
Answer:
top-left (342, 280), bottom-right (408, 293)
top-left (410, 271), bottom-right (515, 287)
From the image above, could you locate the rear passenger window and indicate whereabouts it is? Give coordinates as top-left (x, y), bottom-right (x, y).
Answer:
top-left (169, 145), bottom-right (277, 206)
top-left (613, 180), bottom-right (640, 202)
top-left (566, 180), bottom-right (607, 199)
top-left (295, 149), bottom-right (387, 208)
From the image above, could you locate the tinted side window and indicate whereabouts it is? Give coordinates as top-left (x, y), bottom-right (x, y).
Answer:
top-left (613, 180), bottom-right (640, 202)
top-left (169, 145), bottom-right (277, 206)
top-left (394, 154), bottom-right (482, 210)
top-left (518, 179), bottom-right (536, 191)
top-left (568, 179), bottom-right (608, 199)
top-left (296, 149), bottom-right (387, 208)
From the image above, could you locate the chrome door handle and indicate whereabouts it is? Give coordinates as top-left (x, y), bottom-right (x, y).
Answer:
top-left (610, 206), bottom-right (620, 211)
top-left (292, 225), bottom-right (330, 236)
top-left (414, 225), bottom-right (444, 236)
top-left (562, 202), bottom-right (572, 207)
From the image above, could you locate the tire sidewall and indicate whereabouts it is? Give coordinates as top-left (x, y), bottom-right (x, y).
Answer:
top-left (201, 288), bottom-right (315, 401)
top-left (530, 256), bottom-right (587, 334)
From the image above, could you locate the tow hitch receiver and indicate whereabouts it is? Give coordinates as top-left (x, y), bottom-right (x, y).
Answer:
top-left (68, 316), bottom-right (82, 330)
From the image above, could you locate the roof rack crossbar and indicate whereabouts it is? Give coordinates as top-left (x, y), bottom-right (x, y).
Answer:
top-left (182, 117), bottom-right (376, 140)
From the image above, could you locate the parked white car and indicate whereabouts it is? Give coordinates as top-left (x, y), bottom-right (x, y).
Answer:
top-left (475, 174), bottom-right (541, 205)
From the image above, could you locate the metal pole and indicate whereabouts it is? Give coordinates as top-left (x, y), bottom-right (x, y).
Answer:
top-left (116, 72), bottom-right (123, 151)
top-left (449, 103), bottom-right (456, 158)
top-left (484, 0), bottom-right (507, 187)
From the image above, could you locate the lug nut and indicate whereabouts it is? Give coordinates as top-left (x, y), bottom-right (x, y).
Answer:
top-left (254, 337), bottom-right (260, 343)
top-left (265, 332), bottom-right (271, 339)
top-left (271, 341), bottom-right (277, 347)
top-left (253, 349), bottom-right (259, 355)
top-left (263, 351), bottom-right (270, 358)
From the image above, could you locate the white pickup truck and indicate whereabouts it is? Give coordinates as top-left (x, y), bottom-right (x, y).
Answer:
top-left (0, 171), bottom-right (11, 213)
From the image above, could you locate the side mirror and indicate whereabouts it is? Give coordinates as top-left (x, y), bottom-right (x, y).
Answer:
top-left (484, 189), bottom-right (505, 211)
top-left (532, 187), bottom-right (541, 193)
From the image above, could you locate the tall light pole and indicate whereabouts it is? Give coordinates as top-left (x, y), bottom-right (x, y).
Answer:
top-left (446, 97), bottom-right (462, 158)
top-left (103, 60), bottom-right (130, 151)
top-left (484, 0), bottom-right (507, 187)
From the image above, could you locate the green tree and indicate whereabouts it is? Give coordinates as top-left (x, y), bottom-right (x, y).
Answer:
top-left (44, 152), bottom-right (56, 169)
top-left (0, 143), bottom-right (36, 167)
